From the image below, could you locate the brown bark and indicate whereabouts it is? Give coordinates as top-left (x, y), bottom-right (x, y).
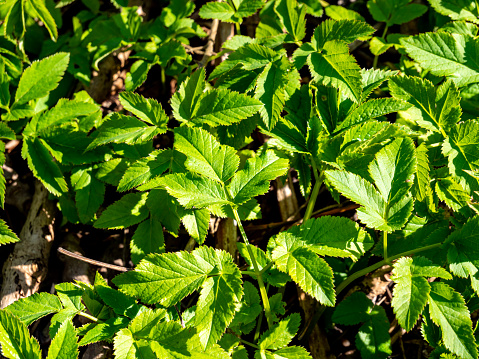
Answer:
top-left (0, 181), bottom-right (57, 308)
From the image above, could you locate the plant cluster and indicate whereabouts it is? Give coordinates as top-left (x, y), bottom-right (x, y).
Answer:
top-left (1, 0), bottom-right (479, 358)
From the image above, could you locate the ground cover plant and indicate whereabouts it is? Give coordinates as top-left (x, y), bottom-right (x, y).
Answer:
top-left (1, 0), bottom-right (479, 358)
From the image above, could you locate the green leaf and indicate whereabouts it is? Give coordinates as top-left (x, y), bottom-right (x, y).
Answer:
top-left (131, 216), bottom-right (165, 265)
top-left (258, 313), bottom-right (301, 350)
top-left (360, 68), bottom-right (398, 102)
top-left (429, 0), bottom-right (479, 24)
top-left (442, 120), bottom-right (479, 192)
top-left (255, 57), bottom-right (290, 129)
top-left (118, 149), bottom-right (171, 192)
top-left (400, 32), bottom-right (479, 87)
top-left (72, 166), bottom-right (105, 223)
top-left (146, 189), bottom-right (181, 235)
top-left (14, 53), bottom-right (69, 105)
top-left (0, 219), bottom-right (19, 245)
top-left (428, 282), bottom-right (478, 359)
top-left (113, 250), bottom-right (210, 306)
top-left (368, 0), bottom-right (427, 26)
top-left (25, 99), bottom-right (99, 137)
top-left (389, 76), bottom-right (461, 134)
top-left (161, 173), bottom-right (232, 209)
top-left (194, 247), bottom-right (243, 349)
top-left (46, 321), bottom-right (79, 359)
top-left (199, 2), bottom-right (235, 21)
top-left (447, 216), bottom-right (479, 285)
top-left (125, 60), bottom-right (152, 92)
top-left (325, 5), bottom-right (365, 21)
top-left (180, 208), bottom-right (210, 245)
top-left (193, 88), bottom-right (263, 127)
top-left (336, 98), bottom-right (411, 132)
top-left (228, 150), bottom-right (289, 205)
top-left (356, 306), bottom-right (392, 359)
top-left (79, 316), bottom-right (129, 346)
top-left (119, 92), bottom-right (169, 129)
top-left (0, 310), bottom-right (41, 359)
top-left (413, 143), bottom-right (432, 203)
top-left (22, 137), bottom-right (68, 196)
top-left (87, 113), bottom-right (162, 150)
top-left (435, 177), bottom-right (471, 211)
top-left (260, 346), bottom-right (312, 359)
top-left (26, 0), bottom-right (58, 40)
top-left (333, 292), bottom-right (374, 325)
top-left (174, 127), bottom-right (239, 183)
top-left (308, 41), bottom-right (362, 102)
top-left (4, 292), bottom-right (62, 325)
top-left (171, 68), bottom-right (206, 123)
top-left (272, 243), bottom-right (335, 306)
top-left (230, 281), bottom-right (262, 327)
top-left (210, 43), bottom-right (278, 80)
top-left (391, 257), bottom-right (452, 332)
top-left (94, 192), bottom-right (149, 229)
top-left (274, 0), bottom-right (307, 42)
top-left (325, 137), bottom-right (416, 232)
top-left (312, 19), bottom-right (375, 49)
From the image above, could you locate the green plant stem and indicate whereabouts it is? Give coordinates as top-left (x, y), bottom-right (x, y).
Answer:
top-left (78, 311), bottom-right (98, 322)
top-left (299, 242), bottom-right (443, 340)
top-left (303, 161), bottom-right (323, 222)
top-left (233, 209), bottom-right (274, 328)
top-left (235, 22), bottom-right (241, 35)
top-left (239, 338), bottom-right (260, 349)
top-left (241, 270), bottom-right (257, 277)
top-left (383, 231), bottom-right (388, 262)
top-left (372, 24), bottom-right (389, 69)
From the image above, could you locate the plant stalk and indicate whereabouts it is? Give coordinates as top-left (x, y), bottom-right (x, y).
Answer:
top-left (299, 241), bottom-right (443, 340)
top-left (383, 231), bottom-right (388, 262)
top-left (303, 161), bottom-right (323, 222)
top-left (372, 24), bottom-right (389, 69)
top-left (233, 209), bottom-right (274, 328)
top-left (78, 311), bottom-right (99, 322)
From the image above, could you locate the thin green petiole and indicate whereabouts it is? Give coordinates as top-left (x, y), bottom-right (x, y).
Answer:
top-left (383, 231), bottom-right (389, 263)
top-left (78, 311), bottom-right (98, 322)
top-left (303, 160), bottom-right (323, 222)
top-left (233, 209), bottom-right (274, 328)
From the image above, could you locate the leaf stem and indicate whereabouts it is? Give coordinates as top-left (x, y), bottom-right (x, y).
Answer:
top-left (233, 209), bottom-right (274, 328)
top-left (303, 161), bottom-right (323, 222)
top-left (235, 22), bottom-right (241, 35)
top-left (239, 338), bottom-right (260, 349)
top-left (372, 24), bottom-right (389, 69)
top-left (383, 231), bottom-right (388, 262)
top-left (78, 311), bottom-right (98, 322)
top-left (299, 241), bottom-right (443, 340)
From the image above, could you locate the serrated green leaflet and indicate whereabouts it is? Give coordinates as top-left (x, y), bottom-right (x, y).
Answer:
top-left (391, 257), bottom-right (451, 332)
top-left (228, 150), bottom-right (289, 205)
top-left (446, 216), bottom-right (479, 287)
top-left (255, 57), bottom-right (289, 129)
top-left (79, 316), bottom-right (130, 346)
top-left (146, 189), bottom-right (181, 235)
top-left (333, 292), bottom-right (373, 325)
top-left (389, 76), bottom-right (461, 135)
top-left (87, 113), bottom-right (162, 150)
top-left (360, 68), bottom-right (397, 102)
top-left (413, 143), bottom-right (432, 202)
top-left (46, 321), bottom-right (79, 359)
top-left (4, 292), bottom-right (62, 325)
top-left (272, 244), bottom-right (335, 306)
top-left (210, 43), bottom-right (278, 79)
top-left (72, 166), bottom-right (105, 223)
top-left (22, 137), bottom-right (68, 196)
top-left (356, 306), bottom-right (391, 359)
top-left (14, 52), bottom-right (69, 105)
top-left (0, 219), bottom-right (19, 245)
top-left (336, 98), bottom-right (410, 133)
top-left (94, 192), bottom-right (149, 229)
top-left (171, 68), bottom-right (206, 123)
top-left (118, 149), bottom-right (171, 192)
top-left (442, 120), bottom-right (479, 192)
top-left (308, 41), bottom-right (362, 102)
top-left (119, 91), bottom-right (169, 128)
top-left (180, 208), bottom-right (210, 245)
top-left (312, 19), bottom-right (375, 49)
top-left (274, 0), bottom-right (307, 42)
top-left (27, 0), bottom-right (58, 41)
top-left (429, 0), bottom-right (479, 24)
top-left (131, 216), bottom-right (165, 265)
top-left (174, 127), bottom-right (239, 183)
top-left (195, 247), bottom-right (243, 349)
top-left (259, 346), bottom-right (313, 359)
top-left (428, 282), bottom-right (478, 359)
top-left (113, 250), bottom-right (210, 306)
top-left (199, 2), bottom-right (235, 21)
top-left (0, 310), bottom-right (41, 359)
top-left (401, 32), bottom-right (479, 87)
top-left (258, 313), bottom-right (301, 350)
top-left (325, 137), bottom-right (416, 231)
top-left (435, 177), bottom-right (471, 211)
top-left (162, 173), bottom-right (232, 208)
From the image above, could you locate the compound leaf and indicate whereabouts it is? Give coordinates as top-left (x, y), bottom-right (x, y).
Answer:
top-left (119, 91), bottom-right (169, 129)
top-left (228, 150), bottom-right (289, 205)
top-left (4, 292), bottom-right (62, 325)
top-left (312, 19), bottom-right (375, 49)
top-left (131, 216), bottom-right (165, 265)
top-left (94, 192), bottom-right (149, 229)
top-left (174, 127), bottom-right (239, 183)
top-left (0, 310), bottom-right (41, 359)
top-left (46, 321), bottom-right (79, 359)
top-left (258, 313), bottom-right (301, 350)
top-left (171, 68), bottom-right (206, 122)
